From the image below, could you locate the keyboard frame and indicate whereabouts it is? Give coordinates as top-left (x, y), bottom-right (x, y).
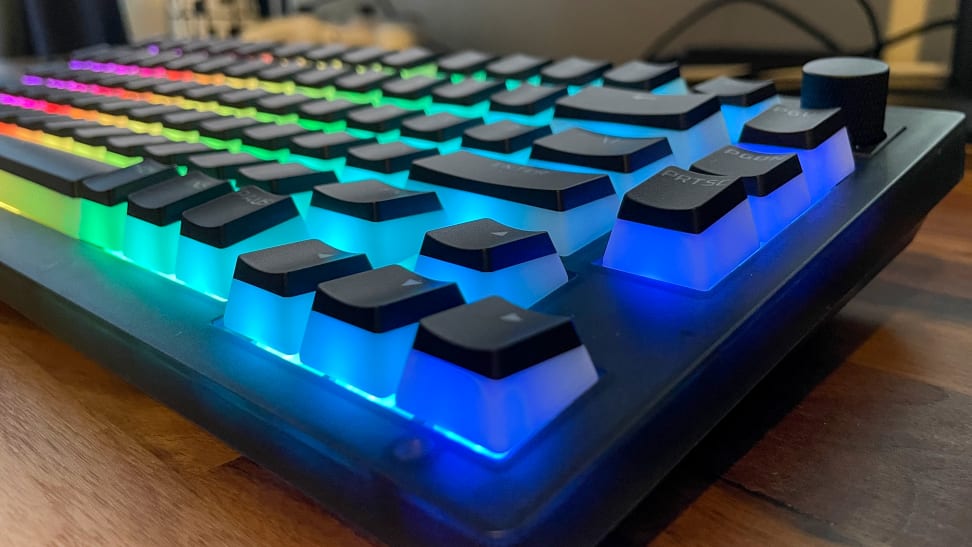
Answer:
top-left (0, 106), bottom-right (965, 546)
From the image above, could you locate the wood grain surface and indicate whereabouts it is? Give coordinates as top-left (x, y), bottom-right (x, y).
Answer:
top-left (0, 150), bottom-right (969, 546)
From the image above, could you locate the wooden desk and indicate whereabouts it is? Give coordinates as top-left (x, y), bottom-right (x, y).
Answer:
top-left (1, 150), bottom-right (969, 546)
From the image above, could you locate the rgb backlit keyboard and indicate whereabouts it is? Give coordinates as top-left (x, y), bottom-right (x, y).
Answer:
top-left (0, 38), bottom-right (965, 546)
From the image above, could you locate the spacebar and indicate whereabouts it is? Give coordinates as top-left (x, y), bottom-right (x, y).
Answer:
top-left (0, 135), bottom-right (116, 197)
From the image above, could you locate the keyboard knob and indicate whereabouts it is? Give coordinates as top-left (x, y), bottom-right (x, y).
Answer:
top-left (801, 57), bottom-right (889, 148)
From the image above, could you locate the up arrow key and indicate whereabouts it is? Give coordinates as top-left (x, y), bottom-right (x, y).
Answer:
top-left (402, 278), bottom-right (423, 287)
top-left (491, 231), bottom-right (508, 237)
top-left (318, 252), bottom-right (334, 259)
top-left (500, 312), bottom-right (523, 322)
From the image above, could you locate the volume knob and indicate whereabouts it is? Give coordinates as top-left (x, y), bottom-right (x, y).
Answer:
top-left (801, 57), bottom-right (890, 148)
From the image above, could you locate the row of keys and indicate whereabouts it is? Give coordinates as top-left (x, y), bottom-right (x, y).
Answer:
top-left (0, 133), bottom-right (595, 456)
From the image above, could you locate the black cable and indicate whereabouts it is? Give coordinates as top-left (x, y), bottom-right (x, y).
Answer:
top-left (878, 17), bottom-right (959, 50)
top-left (852, 0), bottom-right (883, 57)
top-left (641, 0), bottom-right (842, 61)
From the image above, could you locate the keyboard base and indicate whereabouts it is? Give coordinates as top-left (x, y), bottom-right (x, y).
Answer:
top-left (0, 106), bottom-right (966, 546)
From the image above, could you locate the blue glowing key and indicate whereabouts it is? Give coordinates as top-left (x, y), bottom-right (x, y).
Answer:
top-left (306, 179), bottom-right (446, 266)
top-left (397, 296), bottom-right (598, 455)
top-left (79, 159), bottom-right (179, 251)
top-left (485, 54), bottom-right (551, 82)
top-left (486, 84), bottom-right (566, 126)
top-left (235, 162), bottom-right (337, 214)
top-left (176, 186), bottom-right (309, 298)
top-left (602, 60), bottom-right (686, 94)
top-left (343, 142), bottom-right (437, 187)
top-left (540, 57), bottom-right (611, 87)
top-left (428, 79), bottom-right (505, 117)
top-left (602, 167), bottom-right (760, 290)
top-left (692, 145), bottom-right (811, 242)
top-left (223, 239), bottom-right (371, 355)
top-left (414, 219), bottom-right (567, 307)
top-left (693, 76), bottom-right (780, 142)
top-left (399, 113), bottom-right (483, 153)
top-left (125, 171), bottom-right (232, 274)
top-left (552, 87), bottom-right (729, 166)
top-left (738, 102), bottom-right (854, 201)
top-left (461, 121), bottom-right (551, 163)
top-left (528, 128), bottom-right (673, 193)
top-left (408, 151), bottom-right (617, 255)
top-left (299, 265), bottom-right (464, 397)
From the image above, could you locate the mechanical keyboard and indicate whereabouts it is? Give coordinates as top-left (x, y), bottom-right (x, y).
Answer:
top-left (0, 39), bottom-right (965, 546)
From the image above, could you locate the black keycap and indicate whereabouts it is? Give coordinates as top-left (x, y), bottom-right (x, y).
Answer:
top-left (311, 179), bottom-right (441, 221)
top-left (0, 135), bottom-right (115, 196)
top-left (161, 110), bottom-right (221, 131)
top-left (693, 77), bottom-right (777, 107)
top-left (164, 52), bottom-right (209, 71)
top-left (304, 44), bottom-right (350, 63)
top-left (530, 128), bottom-right (672, 172)
top-left (180, 186), bottom-right (298, 248)
top-left (96, 74), bottom-right (140, 88)
top-left (437, 50), bottom-right (496, 75)
top-left (237, 162), bottom-right (336, 194)
top-left (413, 296), bottom-right (582, 379)
top-left (127, 171), bottom-right (232, 226)
top-left (401, 113), bottom-right (482, 142)
top-left (14, 114), bottom-right (67, 130)
top-left (198, 116), bottom-right (262, 139)
top-left (289, 132), bottom-right (375, 160)
top-left (143, 142), bottom-right (213, 165)
top-left (99, 100), bottom-right (153, 116)
top-left (44, 119), bottom-right (100, 137)
top-left (272, 43), bottom-right (314, 59)
top-left (127, 104), bottom-right (183, 123)
top-left (381, 76), bottom-right (444, 100)
top-left (138, 51), bottom-right (181, 69)
top-left (346, 105), bottom-right (421, 133)
top-left (298, 99), bottom-right (361, 123)
top-left (240, 123), bottom-right (309, 150)
top-left (432, 79), bottom-right (505, 106)
top-left (184, 85), bottom-right (236, 102)
top-left (420, 218), bottom-right (556, 272)
top-left (70, 94), bottom-right (116, 110)
top-left (122, 77), bottom-right (170, 92)
top-left (490, 84), bottom-right (567, 115)
top-left (224, 59), bottom-right (273, 78)
top-left (219, 88), bottom-right (271, 108)
top-left (38, 90), bottom-right (78, 105)
top-left (691, 145), bottom-right (802, 196)
top-left (346, 142), bottom-right (437, 173)
top-left (257, 63), bottom-right (313, 83)
top-left (555, 87), bottom-right (720, 129)
top-left (341, 46), bottom-right (389, 66)
top-left (152, 80), bottom-right (202, 97)
top-left (79, 159), bottom-right (178, 205)
top-left (334, 70), bottom-right (395, 93)
top-left (311, 265), bottom-right (464, 333)
top-left (72, 126), bottom-right (136, 147)
top-left (187, 151), bottom-right (267, 179)
top-left (461, 121), bottom-right (552, 153)
top-left (207, 40), bottom-right (242, 55)
top-left (486, 54), bottom-right (550, 80)
top-left (602, 61), bottom-right (681, 90)
top-left (294, 66), bottom-right (351, 87)
top-left (541, 56), bottom-right (611, 86)
top-left (412, 151), bottom-right (613, 210)
top-left (381, 47), bottom-right (437, 69)
top-left (233, 239), bottom-right (371, 297)
top-left (178, 40), bottom-right (214, 54)
top-left (618, 167), bottom-right (745, 233)
top-left (105, 134), bottom-right (172, 156)
top-left (234, 41), bottom-right (277, 57)
top-left (114, 50), bottom-right (155, 66)
top-left (192, 55), bottom-right (237, 75)
top-left (256, 93), bottom-right (313, 115)
top-left (739, 103), bottom-right (844, 149)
